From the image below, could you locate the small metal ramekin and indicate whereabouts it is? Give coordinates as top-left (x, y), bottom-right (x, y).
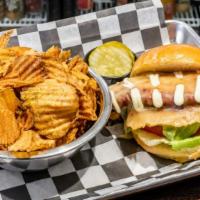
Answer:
top-left (0, 68), bottom-right (112, 171)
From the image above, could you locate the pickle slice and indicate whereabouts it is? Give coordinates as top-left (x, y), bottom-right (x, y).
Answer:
top-left (88, 41), bottom-right (135, 77)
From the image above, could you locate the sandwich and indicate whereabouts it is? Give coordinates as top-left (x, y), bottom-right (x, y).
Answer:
top-left (109, 44), bottom-right (200, 163)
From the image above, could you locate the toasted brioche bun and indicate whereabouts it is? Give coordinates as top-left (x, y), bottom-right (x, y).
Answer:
top-left (132, 129), bottom-right (200, 163)
top-left (126, 106), bottom-right (200, 131)
top-left (131, 44), bottom-right (200, 76)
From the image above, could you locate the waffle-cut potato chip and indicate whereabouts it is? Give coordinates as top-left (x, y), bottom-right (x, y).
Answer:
top-left (33, 112), bottom-right (75, 122)
top-left (55, 127), bottom-right (78, 146)
top-left (0, 61), bottom-right (11, 77)
top-left (75, 119), bottom-right (88, 137)
top-left (8, 46), bottom-right (33, 56)
top-left (43, 59), bottom-right (69, 82)
top-left (87, 78), bottom-right (98, 91)
top-left (0, 88), bottom-right (21, 145)
top-left (35, 118), bottom-right (69, 130)
top-left (0, 88), bottom-right (20, 112)
top-left (0, 46), bottom-right (35, 58)
top-left (42, 46), bottom-right (71, 62)
top-left (43, 59), bottom-right (68, 73)
top-left (0, 109), bottom-right (20, 145)
top-left (68, 55), bottom-right (88, 74)
top-left (79, 94), bottom-right (97, 121)
top-left (78, 85), bottom-right (98, 121)
top-left (17, 109), bottom-right (34, 130)
top-left (0, 35), bottom-right (100, 156)
top-left (21, 79), bottom-right (79, 139)
top-left (0, 30), bottom-right (13, 48)
top-left (30, 107), bottom-right (77, 117)
top-left (39, 121), bottom-right (72, 139)
top-left (8, 130), bottom-right (55, 152)
top-left (59, 50), bottom-right (71, 62)
top-left (66, 70), bottom-right (90, 94)
top-left (0, 52), bottom-right (16, 78)
top-left (0, 79), bottom-right (43, 88)
top-left (65, 128), bottom-right (78, 144)
top-left (1, 55), bottom-right (46, 88)
top-left (21, 79), bottom-right (79, 112)
top-left (6, 55), bottom-right (46, 80)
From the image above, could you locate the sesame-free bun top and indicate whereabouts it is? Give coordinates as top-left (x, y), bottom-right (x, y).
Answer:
top-left (131, 44), bottom-right (200, 76)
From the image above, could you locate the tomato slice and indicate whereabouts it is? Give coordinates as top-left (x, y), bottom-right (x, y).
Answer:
top-left (195, 128), bottom-right (200, 135)
top-left (142, 126), bottom-right (163, 136)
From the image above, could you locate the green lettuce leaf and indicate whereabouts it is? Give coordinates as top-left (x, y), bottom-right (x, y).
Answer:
top-left (163, 126), bottom-right (176, 141)
top-left (171, 135), bottom-right (200, 150)
top-left (163, 123), bottom-right (200, 141)
top-left (135, 129), bottom-right (200, 151)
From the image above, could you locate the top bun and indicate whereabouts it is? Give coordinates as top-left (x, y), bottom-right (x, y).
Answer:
top-left (130, 44), bottom-right (200, 76)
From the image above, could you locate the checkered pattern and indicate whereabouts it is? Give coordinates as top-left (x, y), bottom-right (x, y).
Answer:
top-left (2, 1), bottom-right (198, 200)
top-left (1, 127), bottom-right (200, 200)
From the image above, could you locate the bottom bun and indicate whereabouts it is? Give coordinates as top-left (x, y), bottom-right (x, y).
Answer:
top-left (132, 129), bottom-right (200, 163)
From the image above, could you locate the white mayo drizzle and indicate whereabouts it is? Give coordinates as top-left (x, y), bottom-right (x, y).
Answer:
top-left (131, 88), bottom-right (144, 112)
top-left (194, 75), bottom-right (200, 103)
top-left (140, 137), bottom-right (169, 146)
top-left (174, 72), bottom-right (183, 79)
top-left (123, 78), bottom-right (135, 89)
top-left (152, 89), bottom-right (163, 108)
top-left (174, 84), bottom-right (185, 106)
top-left (149, 74), bottom-right (160, 87)
top-left (110, 90), bottom-right (121, 113)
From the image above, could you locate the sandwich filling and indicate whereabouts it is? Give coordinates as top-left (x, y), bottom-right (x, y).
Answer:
top-left (110, 73), bottom-right (200, 152)
top-left (126, 107), bottom-right (200, 151)
top-left (136, 124), bottom-right (200, 151)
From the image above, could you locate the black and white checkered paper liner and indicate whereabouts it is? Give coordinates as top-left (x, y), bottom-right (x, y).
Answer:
top-left (1, 1), bottom-right (199, 200)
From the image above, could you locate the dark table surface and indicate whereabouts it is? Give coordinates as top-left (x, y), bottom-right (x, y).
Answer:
top-left (120, 175), bottom-right (200, 200)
